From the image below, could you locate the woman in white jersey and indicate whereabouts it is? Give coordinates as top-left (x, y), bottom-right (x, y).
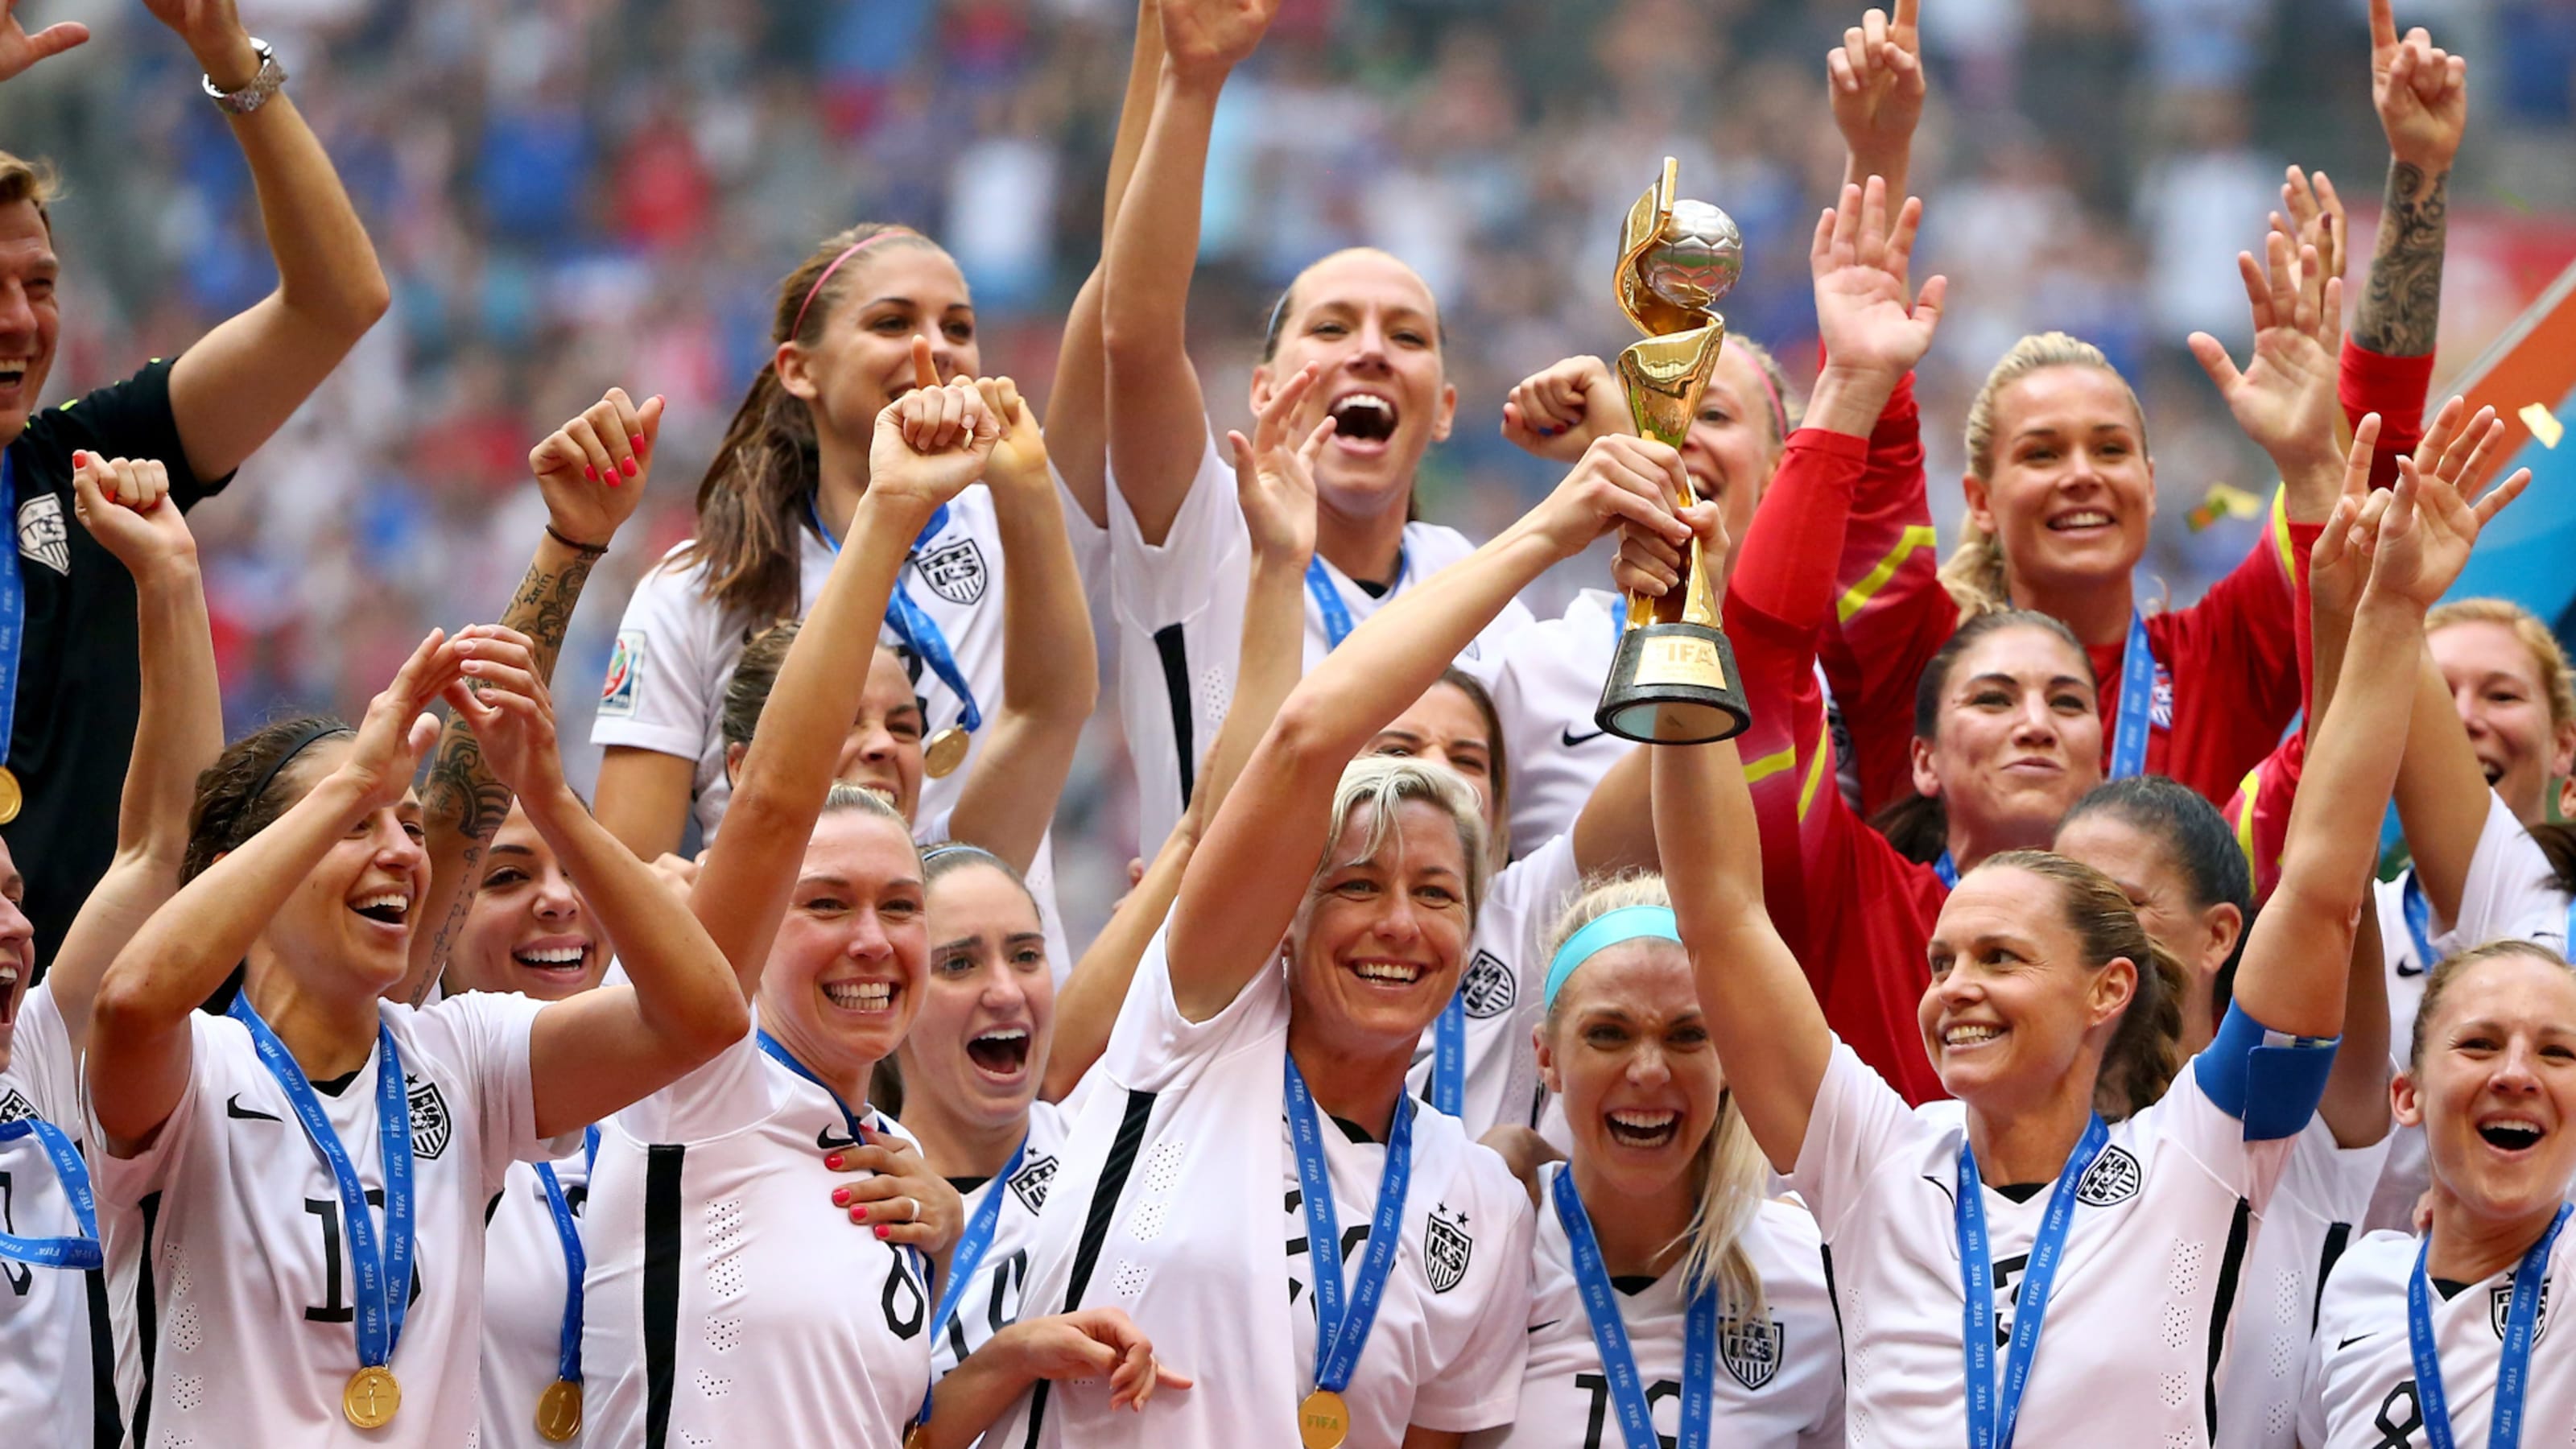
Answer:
top-left (2304, 938), bottom-right (2576, 1447)
top-left (1476, 873), bottom-right (1844, 1449)
top-left (1644, 416), bottom-right (2510, 1444)
top-left (0, 455), bottom-right (220, 1449)
top-left (80, 620), bottom-right (748, 1447)
top-left (989, 419), bottom-right (1699, 1447)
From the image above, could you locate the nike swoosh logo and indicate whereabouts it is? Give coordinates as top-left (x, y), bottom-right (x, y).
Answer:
top-left (225, 1095), bottom-right (283, 1122)
top-left (817, 1125), bottom-right (857, 1153)
top-left (2338, 1334), bottom-right (2373, 1350)
top-left (1561, 725), bottom-right (1608, 748)
top-left (1528, 1319), bottom-right (1563, 1335)
top-left (2395, 962), bottom-right (2427, 979)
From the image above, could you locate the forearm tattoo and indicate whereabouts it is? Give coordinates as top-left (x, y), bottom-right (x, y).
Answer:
top-left (2357, 160), bottom-right (2449, 357)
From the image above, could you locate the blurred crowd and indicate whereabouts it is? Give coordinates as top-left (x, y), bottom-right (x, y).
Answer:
top-left (5, 0), bottom-right (2574, 936)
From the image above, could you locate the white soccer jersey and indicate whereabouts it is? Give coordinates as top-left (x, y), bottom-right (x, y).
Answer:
top-left (1468, 1164), bottom-right (1843, 1449)
top-left (1, 980), bottom-right (120, 1449)
top-left (1106, 434), bottom-right (1535, 860)
top-left (2218, 1114), bottom-right (2392, 1449)
top-left (581, 1020), bottom-right (933, 1449)
top-left (1404, 834), bottom-right (1583, 1138)
top-left (2370, 791), bottom-right (2573, 1233)
top-left (2301, 1221), bottom-right (2576, 1448)
top-left (929, 1097), bottom-right (1070, 1383)
top-left (480, 1143), bottom-right (592, 1449)
top-left (984, 930), bottom-right (1535, 1447)
top-left (90, 992), bottom-right (554, 1447)
top-left (1786, 1039), bottom-right (2293, 1447)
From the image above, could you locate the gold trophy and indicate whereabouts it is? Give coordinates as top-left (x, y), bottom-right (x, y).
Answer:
top-left (1594, 157), bottom-right (1754, 745)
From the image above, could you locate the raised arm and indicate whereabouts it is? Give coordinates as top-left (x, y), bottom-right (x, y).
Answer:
top-left (1827, 0), bottom-right (1924, 202)
top-left (2355, 0), bottom-right (2466, 361)
top-left (943, 379), bottom-right (1097, 872)
top-left (2187, 229), bottom-right (2350, 524)
top-left (1042, 370), bottom-right (1327, 1094)
top-left (402, 389), bottom-right (661, 1005)
top-left (691, 360), bottom-right (997, 990)
top-left (1100, 0), bottom-right (1280, 543)
top-left (1166, 431), bottom-right (1694, 1020)
top-left (87, 631), bottom-right (463, 1152)
top-left (151, 0), bottom-right (390, 482)
top-left (0, 0), bottom-right (87, 81)
top-left (43, 455), bottom-right (222, 1051)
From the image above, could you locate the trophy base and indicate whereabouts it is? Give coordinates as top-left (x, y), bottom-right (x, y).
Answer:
top-left (1596, 622), bottom-right (1750, 745)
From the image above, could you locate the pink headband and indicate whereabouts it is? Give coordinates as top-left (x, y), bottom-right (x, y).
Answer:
top-left (789, 230), bottom-right (912, 341)
top-left (1739, 344), bottom-right (1790, 441)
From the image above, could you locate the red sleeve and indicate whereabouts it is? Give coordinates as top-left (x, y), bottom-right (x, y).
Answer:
top-left (2339, 339), bottom-right (2435, 493)
top-left (2223, 730), bottom-right (2303, 906)
top-left (1729, 428), bottom-right (1871, 635)
top-left (2146, 506), bottom-right (2323, 803)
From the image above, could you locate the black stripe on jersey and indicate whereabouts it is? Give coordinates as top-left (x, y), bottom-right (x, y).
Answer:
top-left (2314, 1222), bottom-right (2354, 1331)
top-left (83, 1263), bottom-right (122, 1448)
top-left (1023, 1088), bottom-right (1158, 1449)
top-left (132, 1190), bottom-right (162, 1447)
top-left (1153, 625), bottom-right (1196, 807)
top-left (2202, 1196), bottom-right (2254, 1437)
top-left (643, 1144), bottom-right (686, 1449)
top-left (1818, 1242), bottom-right (1846, 1353)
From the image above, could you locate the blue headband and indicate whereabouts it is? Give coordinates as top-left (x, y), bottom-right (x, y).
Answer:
top-left (1542, 905), bottom-right (1683, 1009)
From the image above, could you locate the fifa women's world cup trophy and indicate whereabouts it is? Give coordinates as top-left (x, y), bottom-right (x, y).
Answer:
top-left (1593, 157), bottom-right (1755, 745)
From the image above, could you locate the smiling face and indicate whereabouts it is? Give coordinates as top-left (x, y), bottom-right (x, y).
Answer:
top-left (0, 199), bottom-right (60, 438)
top-left (1253, 250), bottom-right (1458, 539)
top-left (254, 741), bottom-right (430, 996)
top-left (1288, 797), bottom-right (1475, 1055)
top-left (0, 837), bottom-right (33, 1074)
top-left (1538, 939), bottom-right (1722, 1200)
top-left (727, 646), bottom-right (926, 822)
top-left (449, 803), bottom-right (606, 1002)
top-left (897, 861), bottom-right (1055, 1130)
top-left (1912, 624), bottom-right (2105, 856)
top-left (2399, 951), bottom-right (2576, 1228)
top-left (2429, 619), bottom-right (2576, 827)
top-left (1920, 865), bottom-right (2135, 1110)
top-left (757, 809), bottom-right (929, 1088)
top-left (1964, 365), bottom-right (2155, 598)
top-left (1365, 681), bottom-right (1502, 843)
top-left (1679, 343), bottom-right (1785, 587)
top-left (777, 240), bottom-right (981, 461)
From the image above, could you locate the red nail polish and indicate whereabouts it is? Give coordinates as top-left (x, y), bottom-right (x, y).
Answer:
top-left (584, 464), bottom-right (598, 481)
top-left (621, 457), bottom-right (638, 477)
top-left (852, 1204), bottom-right (869, 1221)
top-left (824, 1154), bottom-right (843, 1170)
top-left (831, 1187), bottom-right (850, 1207)
top-left (874, 1224), bottom-right (891, 1239)
top-left (631, 434), bottom-right (647, 452)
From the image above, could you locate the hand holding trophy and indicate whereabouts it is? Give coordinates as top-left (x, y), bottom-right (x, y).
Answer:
top-left (1596, 158), bottom-right (1754, 745)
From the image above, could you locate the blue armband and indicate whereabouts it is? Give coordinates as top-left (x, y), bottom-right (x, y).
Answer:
top-left (2193, 1002), bottom-right (2338, 1141)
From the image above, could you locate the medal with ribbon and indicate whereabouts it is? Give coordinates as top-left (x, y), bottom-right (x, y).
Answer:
top-left (908, 1133), bottom-right (1030, 1435)
top-left (807, 494), bottom-right (981, 779)
top-left (530, 1125), bottom-right (601, 1443)
top-left (0, 1117), bottom-right (100, 1270)
top-left (1550, 1163), bottom-right (1716, 1449)
top-left (1957, 1113), bottom-right (2109, 1449)
top-left (2409, 1202), bottom-right (2570, 1449)
top-left (0, 451), bottom-right (27, 824)
top-left (1286, 1054), bottom-right (1414, 1449)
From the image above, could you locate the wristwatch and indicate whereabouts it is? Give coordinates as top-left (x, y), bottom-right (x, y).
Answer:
top-left (201, 38), bottom-right (287, 116)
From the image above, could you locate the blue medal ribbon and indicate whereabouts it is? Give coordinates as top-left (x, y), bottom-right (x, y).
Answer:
top-left (2409, 1202), bottom-right (2570, 1449)
top-left (0, 452), bottom-right (25, 774)
top-left (1957, 1113), bottom-right (2109, 1449)
top-left (1934, 851), bottom-right (1959, 889)
top-left (1305, 555), bottom-right (1356, 650)
top-left (532, 1125), bottom-right (601, 1390)
top-left (227, 996), bottom-right (416, 1375)
top-left (2401, 871), bottom-right (2439, 973)
top-left (2107, 609), bottom-right (2156, 781)
top-left (1286, 1053), bottom-right (1414, 1400)
top-left (916, 1133), bottom-right (1031, 1426)
top-left (1550, 1165), bottom-right (1714, 1449)
top-left (807, 494), bottom-right (982, 733)
top-left (1427, 993), bottom-right (1466, 1118)
top-left (0, 1117), bottom-right (101, 1269)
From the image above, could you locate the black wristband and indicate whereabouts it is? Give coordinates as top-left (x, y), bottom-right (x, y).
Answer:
top-left (546, 524), bottom-right (609, 558)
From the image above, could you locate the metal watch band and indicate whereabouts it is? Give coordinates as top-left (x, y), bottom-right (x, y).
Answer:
top-left (201, 38), bottom-right (285, 116)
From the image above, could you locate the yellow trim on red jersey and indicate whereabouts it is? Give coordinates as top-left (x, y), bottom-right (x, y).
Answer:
top-left (1836, 525), bottom-right (1939, 624)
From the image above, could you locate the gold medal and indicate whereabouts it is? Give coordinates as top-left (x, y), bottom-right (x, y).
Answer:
top-left (1297, 1387), bottom-right (1350, 1449)
top-left (923, 725), bottom-right (969, 779)
top-left (535, 1378), bottom-right (583, 1442)
top-left (0, 765), bottom-right (20, 825)
top-left (902, 1423), bottom-right (931, 1449)
top-left (343, 1365), bottom-right (401, 1430)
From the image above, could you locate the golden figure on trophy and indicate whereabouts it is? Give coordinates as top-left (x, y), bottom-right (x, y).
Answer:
top-left (1593, 157), bottom-right (1756, 745)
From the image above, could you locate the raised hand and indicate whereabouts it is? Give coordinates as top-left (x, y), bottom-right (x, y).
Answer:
top-left (529, 386), bottom-right (663, 548)
top-left (442, 625), bottom-right (564, 802)
top-left (1228, 361), bottom-right (1331, 568)
top-left (138, 0), bottom-right (256, 78)
top-left (1811, 177), bottom-right (1946, 383)
top-left (1526, 432), bottom-right (1696, 566)
top-left (2189, 229), bottom-right (2343, 477)
top-left (973, 374), bottom-right (1052, 496)
top-left (69, 452), bottom-right (192, 572)
top-left (1000, 1309), bottom-right (1194, 1412)
top-left (2368, 398), bottom-right (2530, 609)
top-left (2306, 414), bottom-right (2382, 622)
top-left (0, 0), bottom-right (89, 83)
top-left (1613, 497), bottom-right (1731, 606)
top-left (2371, 0), bottom-right (2469, 173)
top-left (336, 630), bottom-right (467, 815)
top-left (1501, 355), bottom-right (1627, 464)
top-left (1827, 1), bottom-right (1925, 176)
top-left (869, 340), bottom-right (999, 514)
top-left (2268, 166), bottom-right (2347, 284)
top-left (1158, 0), bottom-right (1280, 82)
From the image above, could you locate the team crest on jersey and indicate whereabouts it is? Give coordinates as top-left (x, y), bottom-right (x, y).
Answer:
top-left (2075, 1145), bottom-right (2141, 1207)
top-left (2149, 665), bottom-right (2175, 731)
top-left (1009, 1154), bottom-right (1057, 1216)
top-left (18, 491), bottom-right (68, 576)
top-left (1458, 950), bottom-right (1516, 1020)
top-left (406, 1076), bottom-right (452, 1160)
top-left (2490, 1277), bottom-right (2553, 1342)
top-left (1424, 1203), bottom-right (1474, 1293)
top-left (0, 1087), bottom-right (37, 1125)
top-left (1719, 1312), bottom-right (1785, 1390)
top-left (914, 538), bottom-right (989, 605)
top-left (597, 630), bottom-right (645, 717)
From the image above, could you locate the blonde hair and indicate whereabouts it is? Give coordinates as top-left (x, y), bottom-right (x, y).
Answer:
top-left (0, 151), bottom-right (57, 231)
top-left (819, 780), bottom-right (919, 860)
top-left (1308, 755), bottom-right (1491, 922)
top-left (1975, 849), bottom-right (2187, 1119)
top-left (2426, 598), bottom-right (2576, 730)
top-left (2408, 939), bottom-right (2576, 1073)
top-left (1723, 335), bottom-right (1802, 448)
top-left (1942, 332), bottom-right (2149, 615)
top-left (1541, 871), bottom-right (1769, 1315)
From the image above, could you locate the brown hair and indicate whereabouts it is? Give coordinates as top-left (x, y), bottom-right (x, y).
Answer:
top-left (1869, 610), bottom-right (2097, 865)
top-left (0, 151), bottom-right (58, 233)
top-left (2407, 939), bottom-right (2576, 1073)
top-left (183, 716), bottom-right (355, 884)
top-left (1975, 848), bottom-right (2187, 1118)
top-left (1427, 667), bottom-right (1509, 848)
top-left (675, 225), bottom-right (943, 621)
top-left (1942, 332), bottom-right (2149, 615)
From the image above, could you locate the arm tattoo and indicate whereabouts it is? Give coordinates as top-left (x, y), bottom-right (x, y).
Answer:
top-left (411, 839), bottom-right (481, 1009)
top-left (2356, 160), bottom-right (2449, 357)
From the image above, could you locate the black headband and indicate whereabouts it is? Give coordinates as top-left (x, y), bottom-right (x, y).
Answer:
top-left (242, 720), bottom-right (353, 821)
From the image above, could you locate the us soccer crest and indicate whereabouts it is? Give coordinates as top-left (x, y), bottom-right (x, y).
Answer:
top-left (1719, 1312), bottom-right (1785, 1390)
top-left (1009, 1154), bottom-right (1058, 1216)
top-left (1457, 950), bottom-right (1516, 1021)
top-left (0, 1087), bottom-right (37, 1125)
top-left (406, 1076), bottom-right (452, 1160)
top-left (2491, 1277), bottom-right (2554, 1341)
top-left (1424, 1203), bottom-right (1474, 1294)
top-left (914, 538), bottom-right (989, 605)
top-left (2075, 1146), bottom-right (2142, 1207)
top-left (17, 492), bottom-right (67, 576)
